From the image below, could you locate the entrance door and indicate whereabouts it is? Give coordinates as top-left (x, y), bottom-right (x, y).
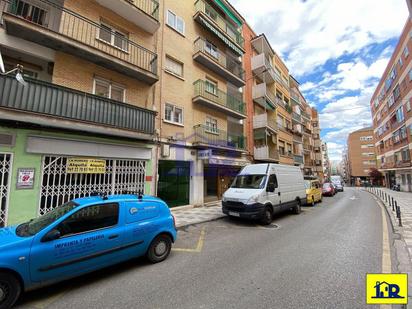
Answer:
top-left (0, 153), bottom-right (12, 227)
top-left (218, 167), bottom-right (241, 199)
top-left (407, 174), bottom-right (412, 192)
top-left (157, 161), bottom-right (190, 207)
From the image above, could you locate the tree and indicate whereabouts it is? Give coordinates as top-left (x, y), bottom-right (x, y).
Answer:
top-left (368, 168), bottom-right (383, 186)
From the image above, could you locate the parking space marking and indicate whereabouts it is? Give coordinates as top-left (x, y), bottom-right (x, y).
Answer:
top-left (172, 227), bottom-right (206, 253)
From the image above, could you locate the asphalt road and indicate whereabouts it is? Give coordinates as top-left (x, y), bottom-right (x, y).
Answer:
top-left (16, 188), bottom-right (386, 309)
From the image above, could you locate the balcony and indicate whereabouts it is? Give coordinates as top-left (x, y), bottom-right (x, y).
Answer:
top-left (301, 111), bottom-right (311, 120)
top-left (193, 37), bottom-right (245, 87)
top-left (254, 145), bottom-right (279, 162)
top-left (252, 83), bottom-right (277, 110)
top-left (292, 112), bottom-right (302, 123)
top-left (194, 0), bottom-right (244, 56)
top-left (192, 125), bottom-right (246, 151)
top-left (293, 135), bottom-right (303, 143)
top-left (0, 75), bottom-right (156, 137)
top-left (193, 80), bottom-right (246, 119)
top-left (294, 155), bottom-right (304, 165)
top-left (1, 0), bottom-right (158, 84)
top-left (95, 0), bottom-right (160, 33)
top-left (314, 140), bottom-right (321, 148)
top-left (253, 113), bottom-right (278, 133)
top-left (252, 53), bottom-right (276, 83)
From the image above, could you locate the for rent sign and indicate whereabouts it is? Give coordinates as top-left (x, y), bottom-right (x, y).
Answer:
top-left (67, 158), bottom-right (106, 174)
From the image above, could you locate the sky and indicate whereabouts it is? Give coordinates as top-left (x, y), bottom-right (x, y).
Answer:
top-left (230, 0), bottom-right (409, 161)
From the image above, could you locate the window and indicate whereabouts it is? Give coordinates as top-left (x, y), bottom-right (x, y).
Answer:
top-left (267, 174), bottom-right (278, 190)
top-left (409, 69), bottom-right (412, 81)
top-left (360, 136), bottom-right (373, 141)
top-left (393, 85), bottom-right (400, 101)
top-left (15, 0), bottom-right (47, 25)
top-left (165, 56), bottom-right (183, 77)
top-left (94, 78), bottom-right (125, 102)
top-left (57, 203), bottom-right (119, 237)
top-left (361, 144), bottom-right (374, 149)
top-left (396, 106), bottom-right (404, 122)
top-left (164, 103), bottom-right (183, 125)
top-left (167, 10), bottom-right (185, 35)
top-left (278, 140), bottom-right (285, 156)
top-left (404, 46), bottom-right (409, 58)
top-left (98, 23), bottom-right (128, 51)
top-left (398, 57), bottom-right (403, 68)
top-left (205, 79), bottom-right (218, 95)
top-left (205, 116), bottom-right (218, 133)
top-left (277, 115), bottom-right (284, 128)
top-left (407, 101), bottom-right (411, 112)
top-left (287, 143), bottom-right (292, 156)
top-left (402, 148), bottom-right (411, 161)
top-left (205, 40), bottom-right (219, 59)
top-left (387, 94), bottom-right (395, 107)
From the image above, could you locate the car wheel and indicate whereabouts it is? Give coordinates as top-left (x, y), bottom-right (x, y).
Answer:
top-left (147, 234), bottom-right (172, 263)
top-left (261, 206), bottom-right (273, 225)
top-left (0, 272), bottom-right (21, 309)
top-left (293, 200), bottom-right (301, 214)
top-left (311, 196), bottom-right (315, 207)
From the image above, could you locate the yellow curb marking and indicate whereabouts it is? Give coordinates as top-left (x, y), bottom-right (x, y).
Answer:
top-left (172, 227), bottom-right (206, 253)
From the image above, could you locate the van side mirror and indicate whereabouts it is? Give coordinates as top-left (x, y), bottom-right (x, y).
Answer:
top-left (42, 229), bottom-right (61, 242)
top-left (267, 183), bottom-right (275, 192)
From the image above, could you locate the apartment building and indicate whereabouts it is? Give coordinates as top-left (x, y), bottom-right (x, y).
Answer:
top-left (347, 127), bottom-right (377, 185)
top-left (156, 0), bottom-right (249, 206)
top-left (322, 141), bottom-right (331, 181)
top-left (0, 0), bottom-right (160, 227)
top-left (311, 109), bottom-right (323, 181)
top-left (370, 18), bottom-right (412, 192)
top-left (289, 76), bottom-right (304, 168)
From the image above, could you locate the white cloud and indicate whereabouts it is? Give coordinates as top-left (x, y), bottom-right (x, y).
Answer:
top-left (325, 142), bottom-right (345, 161)
top-left (231, 0), bottom-right (407, 76)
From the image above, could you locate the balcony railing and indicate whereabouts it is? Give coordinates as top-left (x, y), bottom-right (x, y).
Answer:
top-left (254, 145), bottom-right (279, 161)
top-left (0, 75), bottom-right (156, 134)
top-left (193, 125), bottom-right (246, 150)
top-left (2, 0), bottom-right (158, 79)
top-left (194, 0), bottom-right (244, 49)
top-left (292, 112), bottom-right (302, 122)
top-left (125, 0), bottom-right (159, 21)
top-left (253, 113), bottom-right (278, 132)
top-left (193, 79), bottom-right (246, 116)
top-left (193, 37), bottom-right (244, 85)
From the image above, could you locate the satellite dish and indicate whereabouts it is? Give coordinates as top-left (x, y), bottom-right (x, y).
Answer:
top-left (0, 49), bottom-right (5, 73)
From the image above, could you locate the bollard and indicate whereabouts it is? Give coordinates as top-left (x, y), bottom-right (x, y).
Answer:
top-left (389, 196), bottom-right (392, 208)
top-left (394, 200), bottom-right (397, 212)
top-left (396, 205), bottom-right (402, 227)
top-left (385, 192), bottom-right (388, 203)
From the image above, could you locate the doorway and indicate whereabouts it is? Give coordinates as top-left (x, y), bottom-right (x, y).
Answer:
top-left (157, 161), bottom-right (190, 207)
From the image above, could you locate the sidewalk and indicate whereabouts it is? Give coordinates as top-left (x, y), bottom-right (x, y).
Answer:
top-left (365, 187), bottom-right (412, 307)
top-left (171, 201), bottom-right (225, 228)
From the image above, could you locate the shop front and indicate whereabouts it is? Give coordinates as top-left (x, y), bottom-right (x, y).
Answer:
top-left (0, 127), bottom-right (153, 226)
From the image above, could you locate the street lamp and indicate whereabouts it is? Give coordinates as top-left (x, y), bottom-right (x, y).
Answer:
top-left (0, 49), bottom-right (28, 86)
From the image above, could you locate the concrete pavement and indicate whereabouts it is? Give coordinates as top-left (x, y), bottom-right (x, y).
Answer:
top-left (171, 201), bottom-right (224, 228)
top-left (15, 188), bottom-right (387, 309)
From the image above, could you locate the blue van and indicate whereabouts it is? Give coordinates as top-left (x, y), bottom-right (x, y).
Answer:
top-left (0, 194), bottom-right (177, 308)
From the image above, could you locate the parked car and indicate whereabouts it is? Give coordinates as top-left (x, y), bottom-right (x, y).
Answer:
top-left (304, 179), bottom-right (323, 206)
top-left (322, 183), bottom-right (336, 196)
top-left (333, 181), bottom-right (344, 192)
top-left (222, 163), bottom-right (306, 225)
top-left (0, 194), bottom-right (177, 309)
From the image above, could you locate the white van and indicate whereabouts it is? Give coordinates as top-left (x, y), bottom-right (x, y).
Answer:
top-left (222, 163), bottom-right (306, 225)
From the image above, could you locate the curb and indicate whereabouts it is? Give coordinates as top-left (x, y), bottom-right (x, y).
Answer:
top-left (176, 214), bottom-right (226, 229)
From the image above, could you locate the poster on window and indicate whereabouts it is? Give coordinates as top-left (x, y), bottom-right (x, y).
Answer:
top-left (17, 168), bottom-right (35, 189)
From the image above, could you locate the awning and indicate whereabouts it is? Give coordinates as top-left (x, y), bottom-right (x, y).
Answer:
top-left (198, 16), bottom-right (243, 56)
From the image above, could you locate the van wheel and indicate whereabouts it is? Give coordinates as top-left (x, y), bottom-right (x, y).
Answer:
top-left (147, 234), bottom-right (172, 263)
top-left (0, 272), bottom-right (21, 309)
top-left (261, 206), bottom-right (273, 225)
top-left (293, 200), bottom-right (301, 214)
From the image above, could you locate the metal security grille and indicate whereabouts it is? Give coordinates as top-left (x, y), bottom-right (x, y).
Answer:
top-left (39, 156), bottom-right (146, 215)
top-left (0, 153), bottom-right (12, 227)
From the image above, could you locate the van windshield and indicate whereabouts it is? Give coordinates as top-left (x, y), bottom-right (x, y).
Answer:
top-left (231, 175), bottom-right (267, 189)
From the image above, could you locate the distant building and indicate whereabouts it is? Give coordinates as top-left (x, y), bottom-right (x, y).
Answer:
top-left (347, 127), bottom-right (377, 186)
top-left (321, 142), bottom-right (331, 181)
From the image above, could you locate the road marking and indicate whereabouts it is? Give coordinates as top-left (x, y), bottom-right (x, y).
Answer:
top-left (350, 196), bottom-right (358, 200)
top-left (172, 227), bottom-right (206, 253)
top-left (375, 197), bottom-right (392, 309)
